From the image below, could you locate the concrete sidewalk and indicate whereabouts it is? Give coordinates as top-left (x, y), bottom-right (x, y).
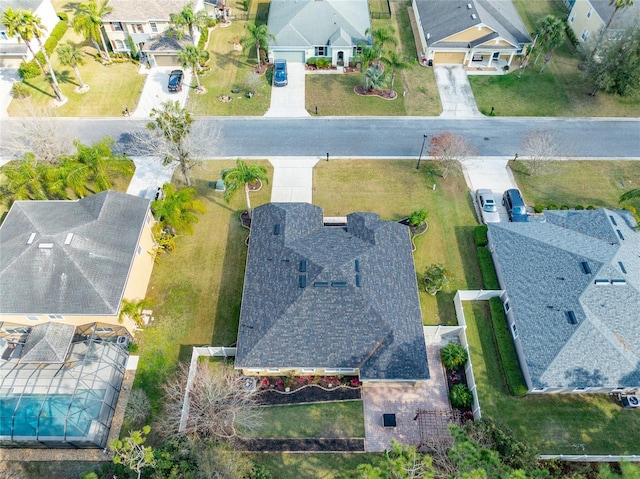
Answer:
top-left (269, 157), bottom-right (319, 203)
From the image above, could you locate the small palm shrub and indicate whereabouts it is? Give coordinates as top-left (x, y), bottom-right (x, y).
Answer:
top-left (450, 384), bottom-right (473, 409)
top-left (441, 342), bottom-right (468, 371)
top-left (534, 204), bottom-right (545, 214)
top-left (11, 81), bottom-right (30, 99)
top-left (547, 203), bottom-right (558, 210)
top-left (408, 209), bottom-right (428, 226)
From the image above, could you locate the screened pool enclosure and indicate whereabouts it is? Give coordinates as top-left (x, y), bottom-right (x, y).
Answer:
top-left (0, 322), bottom-right (131, 448)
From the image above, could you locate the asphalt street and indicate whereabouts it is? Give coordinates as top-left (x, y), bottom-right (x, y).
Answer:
top-left (1, 116), bottom-right (639, 159)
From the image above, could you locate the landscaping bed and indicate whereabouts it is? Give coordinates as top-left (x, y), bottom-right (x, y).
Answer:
top-left (238, 438), bottom-right (365, 452)
top-left (258, 384), bottom-right (361, 405)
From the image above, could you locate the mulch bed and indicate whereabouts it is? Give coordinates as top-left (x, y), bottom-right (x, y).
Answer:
top-left (257, 385), bottom-right (362, 405)
top-left (354, 85), bottom-right (397, 100)
top-left (240, 211), bottom-right (251, 229)
top-left (237, 438), bottom-right (365, 452)
top-left (253, 63), bottom-right (271, 75)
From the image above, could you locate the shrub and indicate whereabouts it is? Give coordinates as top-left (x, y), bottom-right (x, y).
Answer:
top-left (124, 389), bottom-right (151, 425)
top-left (474, 225), bottom-right (488, 247)
top-left (489, 297), bottom-right (528, 396)
top-left (242, 0), bottom-right (251, 10)
top-left (547, 203), bottom-right (558, 210)
top-left (564, 20), bottom-right (579, 47)
top-left (11, 81), bottom-right (30, 99)
top-left (306, 57), bottom-right (317, 66)
top-left (477, 247), bottom-right (499, 290)
top-left (18, 60), bottom-right (41, 79)
top-left (127, 35), bottom-right (138, 59)
top-left (560, 205), bottom-right (570, 210)
top-left (408, 209), bottom-right (428, 227)
top-left (57, 11), bottom-right (69, 22)
top-left (450, 384), bottom-right (473, 409)
top-left (534, 204), bottom-right (545, 214)
top-left (575, 204), bottom-right (584, 210)
top-left (197, 26), bottom-right (209, 49)
top-left (316, 57), bottom-right (331, 68)
top-left (441, 343), bottom-right (468, 371)
top-left (43, 20), bottom-right (67, 54)
top-left (586, 205), bottom-right (595, 210)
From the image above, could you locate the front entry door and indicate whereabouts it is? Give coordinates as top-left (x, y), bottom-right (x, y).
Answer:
top-left (337, 51), bottom-right (344, 66)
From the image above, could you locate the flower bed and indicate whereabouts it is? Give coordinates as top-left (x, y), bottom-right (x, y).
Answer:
top-left (258, 375), bottom-right (361, 393)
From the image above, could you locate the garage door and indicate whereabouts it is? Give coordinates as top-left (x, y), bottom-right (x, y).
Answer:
top-left (154, 55), bottom-right (179, 67)
top-left (433, 52), bottom-right (466, 65)
top-left (272, 51), bottom-right (305, 63)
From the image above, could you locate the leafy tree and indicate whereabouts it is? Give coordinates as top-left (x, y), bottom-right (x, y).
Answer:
top-left (146, 101), bottom-right (197, 186)
top-left (110, 426), bottom-right (156, 479)
top-left (151, 183), bottom-right (206, 235)
top-left (381, 50), bottom-right (409, 94)
top-left (422, 263), bottom-right (453, 295)
top-left (179, 44), bottom-right (210, 91)
top-left (580, 26), bottom-right (640, 97)
top-left (124, 389), bottom-right (151, 428)
top-left (241, 23), bottom-right (274, 69)
top-left (73, 0), bottom-right (113, 62)
top-left (441, 342), bottom-right (468, 371)
top-left (449, 384), bottom-right (473, 409)
top-left (428, 132), bottom-right (475, 178)
top-left (408, 209), bottom-right (428, 227)
top-left (60, 136), bottom-right (134, 197)
top-left (534, 15), bottom-right (565, 72)
top-left (169, 2), bottom-right (209, 42)
top-left (56, 43), bottom-right (88, 91)
top-left (356, 440), bottom-right (435, 479)
top-left (2, 8), bottom-right (64, 101)
top-left (448, 425), bottom-right (505, 478)
top-left (222, 159), bottom-right (269, 218)
top-left (195, 441), bottom-right (255, 479)
top-left (520, 129), bottom-right (558, 175)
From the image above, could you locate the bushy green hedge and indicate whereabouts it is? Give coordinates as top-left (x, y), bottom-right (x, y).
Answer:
top-left (57, 11), bottom-right (69, 22)
top-left (564, 20), bottom-right (579, 47)
top-left (18, 20), bottom-right (67, 79)
top-left (197, 26), bottom-right (209, 49)
top-left (474, 225), bottom-right (488, 247)
top-left (477, 247), bottom-right (499, 290)
top-left (489, 297), bottom-right (528, 396)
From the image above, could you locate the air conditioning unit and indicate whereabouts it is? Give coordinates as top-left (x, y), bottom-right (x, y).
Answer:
top-left (621, 395), bottom-right (639, 408)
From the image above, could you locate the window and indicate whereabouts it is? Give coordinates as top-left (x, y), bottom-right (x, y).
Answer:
top-left (266, 368), bottom-right (280, 373)
top-left (353, 46), bottom-right (362, 55)
top-left (48, 315), bottom-right (64, 320)
top-left (137, 245), bottom-right (142, 256)
top-left (136, 24), bottom-right (144, 33)
top-left (324, 368), bottom-right (356, 373)
top-left (146, 214), bottom-right (151, 225)
top-left (150, 22), bottom-right (158, 33)
top-left (581, 29), bottom-right (589, 41)
top-left (112, 22), bottom-right (123, 31)
top-left (315, 46), bottom-right (327, 56)
top-left (532, 387), bottom-right (546, 392)
top-left (0, 31), bottom-right (8, 40)
top-left (586, 7), bottom-right (592, 18)
top-left (504, 301), bottom-right (510, 312)
top-left (510, 322), bottom-right (517, 338)
top-left (569, 12), bottom-right (576, 23)
top-left (26, 316), bottom-right (39, 321)
top-left (301, 368), bottom-right (315, 373)
top-left (114, 39), bottom-right (125, 50)
top-left (573, 387), bottom-right (588, 392)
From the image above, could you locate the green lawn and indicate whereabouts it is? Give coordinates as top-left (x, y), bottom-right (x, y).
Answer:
top-left (247, 401), bottom-right (365, 438)
top-left (464, 302), bottom-right (640, 454)
top-left (313, 160), bottom-right (482, 325)
top-left (134, 160), bottom-right (272, 407)
top-left (254, 453), bottom-right (377, 479)
top-left (469, 0), bottom-right (640, 117)
top-left (511, 160), bottom-right (640, 211)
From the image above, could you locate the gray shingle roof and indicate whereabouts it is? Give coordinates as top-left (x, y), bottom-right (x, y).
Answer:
top-left (235, 203), bottom-right (430, 381)
top-left (19, 322), bottom-right (75, 363)
top-left (0, 191), bottom-right (151, 316)
top-left (588, 0), bottom-right (640, 29)
top-left (268, 0), bottom-right (371, 49)
top-left (415, 0), bottom-right (530, 47)
top-left (103, 0), bottom-right (193, 22)
top-left (488, 209), bottom-right (640, 389)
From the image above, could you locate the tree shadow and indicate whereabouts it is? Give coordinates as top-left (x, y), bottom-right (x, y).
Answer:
top-left (58, 69), bottom-right (79, 87)
top-left (22, 80), bottom-right (54, 98)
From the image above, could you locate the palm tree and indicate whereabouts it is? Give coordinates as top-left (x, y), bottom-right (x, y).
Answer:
top-left (241, 23), bottom-right (274, 70)
top-left (73, 0), bottom-right (113, 62)
top-left (56, 43), bottom-right (88, 91)
top-left (170, 2), bottom-right (209, 43)
top-left (151, 183), bottom-right (205, 235)
top-left (366, 26), bottom-right (397, 61)
top-left (534, 15), bottom-right (565, 72)
top-left (178, 45), bottom-right (209, 91)
top-left (222, 159), bottom-right (269, 218)
top-left (2, 8), bottom-right (64, 102)
top-left (364, 64), bottom-right (386, 92)
top-left (355, 42), bottom-right (380, 70)
top-left (61, 137), bottom-right (134, 197)
top-left (1, 153), bottom-right (50, 201)
top-left (592, 0), bottom-right (634, 56)
top-left (381, 50), bottom-right (409, 94)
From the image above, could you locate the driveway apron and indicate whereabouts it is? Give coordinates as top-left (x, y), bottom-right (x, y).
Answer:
top-left (264, 62), bottom-right (309, 117)
top-left (131, 66), bottom-right (191, 118)
top-left (434, 65), bottom-right (482, 118)
top-left (126, 156), bottom-right (177, 198)
top-left (269, 157), bottom-right (319, 203)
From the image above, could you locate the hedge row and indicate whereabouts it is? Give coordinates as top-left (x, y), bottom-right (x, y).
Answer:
top-left (477, 247), bottom-right (499, 290)
top-left (474, 225), bottom-right (488, 247)
top-left (488, 297), bottom-right (528, 397)
top-left (18, 19), bottom-right (67, 79)
top-left (534, 204), bottom-right (596, 213)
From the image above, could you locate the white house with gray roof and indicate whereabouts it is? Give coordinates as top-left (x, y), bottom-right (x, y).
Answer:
top-left (102, 0), bottom-right (205, 66)
top-left (488, 209), bottom-right (640, 394)
top-left (235, 203), bottom-right (430, 383)
top-left (267, 0), bottom-right (372, 66)
top-left (412, 0), bottom-right (531, 68)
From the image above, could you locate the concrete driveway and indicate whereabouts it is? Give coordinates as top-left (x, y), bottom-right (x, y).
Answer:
top-left (126, 156), bottom-right (177, 198)
top-left (0, 68), bottom-right (20, 118)
top-left (434, 65), bottom-right (482, 119)
top-left (264, 62), bottom-right (309, 117)
top-left (131, 66), bottom-right (192, 118)
top-left (462, 157), bottom-right (518, 222)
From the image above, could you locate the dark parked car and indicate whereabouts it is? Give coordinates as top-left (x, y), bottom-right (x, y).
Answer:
top-left (274, 59), bottom-right (287, 86)
top-left (503, 188), bottom-right (528, 222)
top-left (168, 69), bottom-right (184, 92)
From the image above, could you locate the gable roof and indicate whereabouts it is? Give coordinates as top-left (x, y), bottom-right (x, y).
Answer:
top-left (268, 0), bottom-right (371, 48)
top-left (587, 0), bottom-right (640, 29)
top-left (103, 0), bottom-right (193, 22)
top-left (235, 203), bottom-right (430, 382)
top-left (416, 0), bottom-right (530, 47)
top-left (488, 209), bottom-right (640, 389)
top-left (19, 322), bottom-right (75, 363)
top-left (0, 191), bottom-right (151, 316)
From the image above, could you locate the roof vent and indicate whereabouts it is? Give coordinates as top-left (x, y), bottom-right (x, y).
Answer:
top-left (618, 261), bottom-right (627, 274)
top-left (38, 243), bottom-right (53, 249)
top-left (331, 281), bottom-right (347, 287)
top-left (565, 311), bottom-right (578, 325)
top-left (355, 274), bottom-right (362, 287)
top-left (354, 259), bottom-right (360, 272)
top-left (313, 281), bottom-right (329, 287)
top-left (299, 260), bottom-right (307, 273)
top-left (594, 279), bottom-right (609, 285)
top-left (611, 279), bottom-right (626, 285)
top-left (27, 233), bottom-right (36, 244)
top-left (580, 261), bottom-right (592, 274)
top-left (274, 224), bottom-right (281, 235)
top-left (609, 215), bottom-right (617, 226)
top-left (426, 33), bottom-right (431, 40)
top-left (467, 3), bottom-right (472, 8)
top-left (64, 233), bottom-right (74, 245)
top-left (299, 275), bottom-right (307, 288)
top-left (616, 229), bottom-right (624, 240)
top-left (471, 13), bottom-right (477, 19)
